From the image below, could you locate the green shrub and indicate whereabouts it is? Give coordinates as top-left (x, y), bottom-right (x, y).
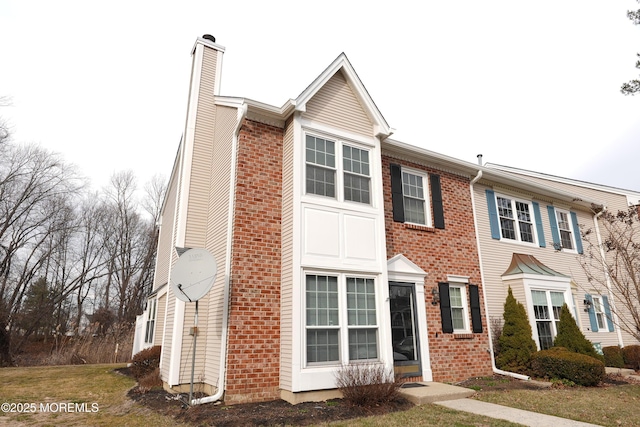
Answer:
top-left (130, 345), bottom-right (161, 380)
top-left (553, 304), bottom-right (604, 363)
top-left (603, 346), bottom-right (625, 368)
top-left (495, 287), bottom-right (537, 373)
top-left (335, 363), bottom-right (403, 406)
top-left (530, 347), bottom-right (605, 386)
top-left (622, 345), bottom-right (640, 370)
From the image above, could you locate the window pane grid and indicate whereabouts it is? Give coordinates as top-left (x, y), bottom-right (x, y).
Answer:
top-left (344, 173), bottom-right (370, 204)
top-left (306, 275), bottom-right (339, 326)
top-left (348, 329), bottom-right (378, 360)
top-left (347, 278), bottom-right (376, 326)
top-left (557, 211), bottom-right (574, 249)
top-left (307, 330), bottom-right (339, 363)
top-left (306, 135), bottom-right (336, 198)
top-left (404, 197), bottom-right (426, 224)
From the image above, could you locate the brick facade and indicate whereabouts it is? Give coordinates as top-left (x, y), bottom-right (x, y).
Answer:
top-left (226, 119), bottom-right (284, 403)
top-left (382, 155), bottom-right (493, 382)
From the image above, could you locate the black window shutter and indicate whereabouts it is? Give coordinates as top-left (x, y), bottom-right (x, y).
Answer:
top-left (390, 164), bottom-right (404, 222)
top-left (430, 174), bottom-right (445, 229)
top-left (438, 282), bottom-right (453, 333)
top-left (469, 284), bottom-right (483, 333)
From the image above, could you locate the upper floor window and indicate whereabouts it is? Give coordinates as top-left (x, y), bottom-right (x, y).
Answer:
top-left (402, 171), bottom-right (428, 225)
top-left (496, 196), bottom-right (536, 244)
top-left (306, 135), bottom-right (336, 198)
top-left (555, 210), bottom-right (574, 250)
top-left (305, 134), bottom-right (371, 205)
top-left (343, 145), bottom-right (371, 204)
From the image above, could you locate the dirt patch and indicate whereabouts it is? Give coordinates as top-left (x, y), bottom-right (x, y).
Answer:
top-left (117, 367), bottom-right (413, 427)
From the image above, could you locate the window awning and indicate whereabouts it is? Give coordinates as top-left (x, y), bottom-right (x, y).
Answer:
top-left (502, 253), bottom-right (569, 278)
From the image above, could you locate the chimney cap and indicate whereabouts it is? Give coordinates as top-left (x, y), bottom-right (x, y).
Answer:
top-left (202, 34), bottom-right (216, 43)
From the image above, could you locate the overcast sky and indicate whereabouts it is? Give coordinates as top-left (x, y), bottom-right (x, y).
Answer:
top-left (1, 1), bottom-right (639, 193)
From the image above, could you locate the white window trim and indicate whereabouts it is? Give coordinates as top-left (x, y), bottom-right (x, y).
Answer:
top-left (303, 131), bottom-right (373, 207)
top-left (494, 193), bottom-right (538, 246)
top-left (555, 208), bottom-right (577, 253)
top-left (303, 271), bottom-right (380, 368)
top-left (144, 298), bottom-right (157, 344)
top-left (449, 283), bottom-right (471, 334)
top-left (592, 295), bottom-right (609, 333)
top-left (522, 279), bottom-right (574, 350)
top-left (400, 166), bottom-right (432, 227)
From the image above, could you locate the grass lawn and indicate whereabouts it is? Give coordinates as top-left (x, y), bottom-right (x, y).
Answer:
top-left (0, 364), bottom-right (188, 426)
top-left (474, 383), bottom-right (640, 427)
top-left (5, 364), bottom-right (637, 426)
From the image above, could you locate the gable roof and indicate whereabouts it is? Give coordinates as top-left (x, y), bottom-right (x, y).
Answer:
top-left (294, 53), bottom-right (392, 139)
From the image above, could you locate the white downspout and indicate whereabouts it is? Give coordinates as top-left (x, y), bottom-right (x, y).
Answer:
top-left (593, 208), bottom-right (624, 347)
top-left (191, 103), bottom-right (247, 405)
top-left (470, 170), bottom-right (530, 381)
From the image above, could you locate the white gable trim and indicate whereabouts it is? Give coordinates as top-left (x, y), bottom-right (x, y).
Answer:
top-left (295, 53), bottom-right (392, 139)
top-left (387, 254), bottom-right (427, 279)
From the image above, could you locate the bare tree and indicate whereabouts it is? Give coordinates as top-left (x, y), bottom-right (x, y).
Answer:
top-left (0, 96), bottom-right (11, 145)
top-left (101, 171), bottom-right (161, 326)
top-left (622, 1), bottom-right (640, 94)
top-left (580, 206), bottom-right (640, 342)
top-left (0, 143), bottom-right (83, 365)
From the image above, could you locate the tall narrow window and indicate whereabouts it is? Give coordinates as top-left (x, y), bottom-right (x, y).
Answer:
top-left (592, 296), bottom-right (607, 330)
top-left (306, 275), bottom-right (339, 363)
top-left (144, 299), bottom-right (157, 344)
top-left (343, 145), bottom-right (371, 204)
top-left (305, 135), bottom-right (336, 198)
top-left (556, 210), bottom-right (574, 250)
top-left (402, 171), bottom-right (426, 225)
top-left (346, 277), bottom-right (377, 360)
top-left (449, 286), bottom-right (468, 331)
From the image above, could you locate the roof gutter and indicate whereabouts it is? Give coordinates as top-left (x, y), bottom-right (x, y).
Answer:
top-left (191, 103), bottom-right (247, 406)
top-left (470, 169), bottom-right (530, 381)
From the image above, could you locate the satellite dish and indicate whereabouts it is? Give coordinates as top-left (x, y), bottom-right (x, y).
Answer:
top-left (170, 248), bottom-right (217, 302)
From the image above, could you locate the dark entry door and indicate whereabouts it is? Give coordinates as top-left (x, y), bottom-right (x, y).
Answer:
top-left (389, 282), bottom-right (421, 377)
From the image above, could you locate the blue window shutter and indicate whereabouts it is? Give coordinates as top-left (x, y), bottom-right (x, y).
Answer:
top-left (532, 202), bottom-right (546, 248)
top-left (570, 212), bottom-right (584, 254)
top-left (585, 294), bottom-right (598, 332)
top-left (547, 205), bottom-right (561, 248)
top-left (602, 295), bottom-right (615, 332)
top-left (486, 190), bottom-right (500, 240)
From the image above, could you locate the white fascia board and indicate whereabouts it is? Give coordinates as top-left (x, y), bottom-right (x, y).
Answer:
top-left (191, 37), bottom-right (226, 55)
top-left (486, 163), bottom-right (640, 205)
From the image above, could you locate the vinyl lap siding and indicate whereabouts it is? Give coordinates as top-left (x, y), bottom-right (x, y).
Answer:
top-left (475, 183), bottom-right (621, 348)
top-left (154, 171), bottom-right (179, 290)
top-left (303, 70), bottom-right (373, 137)
top-left (184, 47), bottom-right (218, 249)
top-left (154, 293), bottom-right (166, 344)
top-left (202, 105), bottom-right (236, 389)
top-left (279, 119), bottom-right (294, 391)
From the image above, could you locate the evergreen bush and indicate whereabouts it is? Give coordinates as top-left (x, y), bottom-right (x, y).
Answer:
top-left (130, 345), bottom-right (162, 380)
top-left (495, 287), bottom-right (537, 373)
top-left (602, 346), bottom-right (625, 368)
top-left (530, 347), bottom-right (604, 386)
top-left (622, 345), bottom-right (640, 370)
top-left (553, 304), bottom-right (604, 362)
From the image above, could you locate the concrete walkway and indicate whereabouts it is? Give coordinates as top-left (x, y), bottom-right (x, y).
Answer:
top-left (436, 398), bottom-right (602, 427)
top-left (398, 381), bottom-right (603, 427)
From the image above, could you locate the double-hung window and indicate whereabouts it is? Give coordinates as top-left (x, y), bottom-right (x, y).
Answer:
top-left (402, 171), bottom-right (428, 225)
top-left (531, 290), bottom-right (565, 350)
top-left (448, 285), bottom-right (469, 332)
top-left (496, 196), bottom-right (535, 243)
top-left (305, 273), bottom-right (378, 365)
top-left (555, 209), bottom-right (574, 250)
top-left (306, 135), bottom-right (336, 198)
top-left (592, 296), bottom-right (607, 331)
top-left (305, 134), bottom-right (371, 205)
